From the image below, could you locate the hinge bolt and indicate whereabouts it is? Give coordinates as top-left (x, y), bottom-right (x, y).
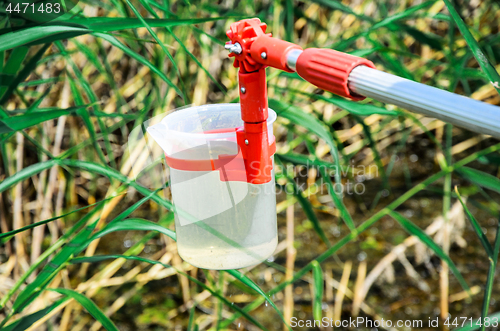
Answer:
top-left (224, 42), bottom-right (242, 55)
top-left (240, 87), bottom-right (246, 94)
top-left (261, 52), bottom-right (267, 59)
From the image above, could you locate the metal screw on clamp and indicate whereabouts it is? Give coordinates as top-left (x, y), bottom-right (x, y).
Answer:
top-left (244, 139), bottom-right (249, 145)
top-left (240, 87), bottom-right (246, 94)
top-left (260, 52), bottom-right (267, 59)
top-left (224, 42), bottom-right (243, 55)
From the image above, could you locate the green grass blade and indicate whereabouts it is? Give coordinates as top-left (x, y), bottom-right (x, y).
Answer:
top-left (0, 43), bottom-right (51, 105)
top-left (12, 217), bottom-right (100, 312)
top-left (169, 27), bottom-right (226, 94)
top-left (389, 211), bottom-right (470, 294)
top-left (0, 46), bottom-right (29, 101)
top-left (226, 269), bottom-right (292, 331)
top-left (57, 41), bottom-right (116, 167)
top-left (314, 94), bottom-right (399, 116)
top-left (0, 203), bottom-right (107, 311)
top-left (215, 271), bottom-right (223, 330)
top-left (57, 159), bottom-right (174, 210)
top-left (311, 260), bottom-right (323, 322)
top-left (397, 23), bottom-right (443, 50)
top-left (308, 0), bottom-right (373, 22)
top-left (299, 136), bottom-right (355, 231)
top-left (456, 167), bottom-right (500, 194)
top-left (442, 0), bottom-right (500, 95)
top-left (66, 72), bottom-right (108, 165)
top-left (0, 26), bottom-right (90, 52)
top-left (317, 165), bottom-right (355, 230)
top-left (19, 129), bottom-right (56, 159)
top-left (275, 158), bottom-right (332, 247)
top-left (70, 255), bottom-right (271, 331)
top-left (0, 194), bottom-right (123, 242)
top-left (71, 254), bottom-right (171, 265)
top-left (187, 303), bottom-right (196, 331)
top-left (454, 187), bottom-right (493, 257)
top-left (56, 115), bottom-right (137, 160)
top-left (371, 1), bottom-right (436, 30)
top-left (86, 218), bottom-right (176, 246)
top-left (50, 16), bottom-right (228, 32)
top-left (124, 0), bottom-right (184, 87)
top-left (481, 221), bottom-right (500, 331)
top-left (94, 32), bottom-right (183, 99)
top-left (270, 98), bottom-right (342, 190)
top-left (277, 152), bottom-right (337, 170)
top-left (71, 39), bottom-right (105, 72)
top-left (76, 38), bottom-right (130, 114)
top-left (0, 159), bottom-right (58, 194)
top-left (353, 115), bottom-right (389, 190)
top-left (0, 107), bottom-right (82, 134)
top-left (48, 288), bottom-right (119, 331)
top-left (0, 298), bottom-right (69, 331)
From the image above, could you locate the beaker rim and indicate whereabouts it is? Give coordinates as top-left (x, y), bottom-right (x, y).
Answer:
top-left (157, 103), bottom-right (277, 139)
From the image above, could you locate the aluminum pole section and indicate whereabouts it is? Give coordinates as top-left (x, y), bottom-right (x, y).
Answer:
top-left (348, 65), bottom-right (500, 138)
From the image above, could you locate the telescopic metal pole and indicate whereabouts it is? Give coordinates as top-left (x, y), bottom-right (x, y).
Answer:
top-left (285, 49), bottom-right (500, 139)
top-left (348, 65), bottom-right (500, 139)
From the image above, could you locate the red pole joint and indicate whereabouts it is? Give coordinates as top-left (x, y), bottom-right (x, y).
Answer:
top-left (295, 48), bottom-right (376, 100)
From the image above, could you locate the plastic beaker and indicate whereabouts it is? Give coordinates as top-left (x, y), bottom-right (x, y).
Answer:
top-left (147, 104), bottom-right (277, 269)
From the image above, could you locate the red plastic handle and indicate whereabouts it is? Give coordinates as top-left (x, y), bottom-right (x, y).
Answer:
top-left (295, 48), bottom-right (375, 100)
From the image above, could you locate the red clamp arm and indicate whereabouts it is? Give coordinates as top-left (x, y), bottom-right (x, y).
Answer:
top-left (227, 18), bottom-right (375, 100)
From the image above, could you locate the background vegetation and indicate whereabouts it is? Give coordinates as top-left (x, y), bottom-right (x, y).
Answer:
top-left (1, 0), bottom-right (500, 330)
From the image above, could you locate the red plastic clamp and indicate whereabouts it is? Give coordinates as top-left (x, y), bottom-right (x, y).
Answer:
top-left (226, 18), bottom-right (270, 73)
top-left (295, 48), bottom-right (376, 100)
top-left (163, 138), bottom-right (276, 184)
top-left (250, 35), bottom-right (303, 72)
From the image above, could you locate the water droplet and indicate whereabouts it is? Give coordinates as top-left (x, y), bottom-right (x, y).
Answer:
top-left (331, 225), bottom-right (340, 237)
top-left (357, 252), bottom-right (367, 261)
top-left (404, 210), bottom-right (414, 218)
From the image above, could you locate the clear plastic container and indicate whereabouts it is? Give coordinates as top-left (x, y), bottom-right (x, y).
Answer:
top-left (147, 104), bottom-right (277, 269)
